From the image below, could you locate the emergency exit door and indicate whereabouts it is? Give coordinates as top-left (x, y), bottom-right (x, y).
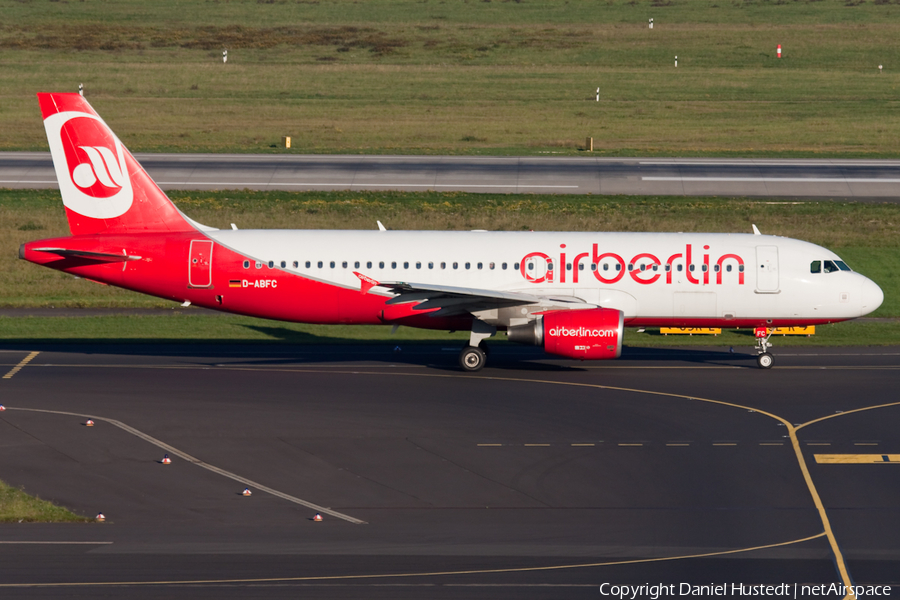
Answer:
top-left (755, 245), bottom-right (779, 292)
top-left (189, 240), bottom-right (213, 288)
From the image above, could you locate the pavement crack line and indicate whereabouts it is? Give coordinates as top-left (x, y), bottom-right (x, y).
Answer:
top-left (405, 438), bottom-right (552, 508)
top-left (2, 407), bottom-right (365, 525)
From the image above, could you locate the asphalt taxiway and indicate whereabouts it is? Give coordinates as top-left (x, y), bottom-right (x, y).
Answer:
top-left (3, 152), bottom-right (900, 200)
top-left (0, 344), bottom-right (897, 599)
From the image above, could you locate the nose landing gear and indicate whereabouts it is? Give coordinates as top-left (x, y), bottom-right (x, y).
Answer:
top-left (754, 327), bottom-right (774, 369)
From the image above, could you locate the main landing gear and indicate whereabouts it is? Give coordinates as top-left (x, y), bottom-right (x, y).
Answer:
top-left (459, 319), bottom-right (495, 372)
top-left (754, 327), bottom-right (774, 369)
top-left (459, 345), bottom-right (486, 372)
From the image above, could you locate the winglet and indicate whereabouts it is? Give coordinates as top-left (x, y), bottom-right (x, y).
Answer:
top-left (353, 271), bottom-right (380, 294)
top-left (752, 224), bottom-right (761, 235)
top-left (377, 220), bottom-right (386, 231)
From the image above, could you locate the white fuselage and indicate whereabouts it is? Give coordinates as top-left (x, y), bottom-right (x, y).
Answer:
top-left (208, 230), bottom-right (883, 327)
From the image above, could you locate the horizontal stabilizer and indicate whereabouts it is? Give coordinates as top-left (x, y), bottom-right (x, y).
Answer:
top-left (32, 247), bottom-right (142, 262)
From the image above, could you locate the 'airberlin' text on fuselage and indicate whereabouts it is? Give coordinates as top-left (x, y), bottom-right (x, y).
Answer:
top-left (548, 327), bottom-right (616, 337)
top-left (520, 243), bottom-right (745, 286)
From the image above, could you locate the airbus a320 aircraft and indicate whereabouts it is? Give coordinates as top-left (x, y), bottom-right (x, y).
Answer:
top-left (20, 93), bottom-right (884, 370)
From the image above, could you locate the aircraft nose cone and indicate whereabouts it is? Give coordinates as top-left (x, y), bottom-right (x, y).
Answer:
top-left (859, 277), bottom-right (884, 316)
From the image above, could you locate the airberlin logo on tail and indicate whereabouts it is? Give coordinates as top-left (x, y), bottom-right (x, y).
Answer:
top-left (43, 111), bottom-right (133, 219)
top-left (548, 326), bottom-right (616, 338)
top-left (72, 145), bottom-right (126, 192)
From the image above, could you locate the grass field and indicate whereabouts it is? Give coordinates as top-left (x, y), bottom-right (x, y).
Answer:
top-left (2, 188), bottom-right (897, 316)
top-left (2, 0), bottom-right (900, 155)
top-left (0, 479), bottom-right (89, 523)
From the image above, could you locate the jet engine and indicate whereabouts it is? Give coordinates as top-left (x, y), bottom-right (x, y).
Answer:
top-left (507, 308), bottom-right (624, 360)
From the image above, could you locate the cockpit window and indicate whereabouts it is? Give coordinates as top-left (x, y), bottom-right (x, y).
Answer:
top-left (810, 260), bottom-right (821, 274)
top-left (823, 260), bottom-right (839, 273)
top-left (835, 260), bottom-right (851, 272)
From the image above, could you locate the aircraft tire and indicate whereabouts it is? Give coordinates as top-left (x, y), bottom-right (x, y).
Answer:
top-left (757, 352), bottom-right (774, 369)
top-left (460, 346), bottom-right (486, 372)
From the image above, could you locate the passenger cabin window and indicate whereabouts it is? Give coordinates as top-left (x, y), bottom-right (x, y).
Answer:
top-left (391, 262), bottom-right (397, 269)
top-left (355, 261), bottom-right (360, 268)
top-left (428, 262), bottom-right (434, 269)
top-left (502, 263), bottom-right (508, 270)
top-left (379, 261), bottom-right (385, 269)
top-left (243, 260), bottom-right (250, 269)
top-left (677, 264), bottom-right (683, 272)
top-left (305, 261), bottom-right (311, 268)
top-left (330, 261), bottom-right (335, 268)
top-left (403, 262), bottom-right (409, 269)
top-left (416, 262), bottom-right (421, 269)
top-left (810, 260), bottom-right (821, 273)
top-left (514, 262), bottom-right (520, 270)
top-left (367, 261), bottom-right (372, 269)
top-left (317, 261), bottom-right (323, 268)
top-left (293, 261), bottom-right (299, 269)
top-left (342, 261), bottom-right (348, 268)
top-left (453, 262), bottom-right (458, 270)
top-left (268, 261), bottom-right (275, 268)
top-left (280, 261), bottom-right (286, 268)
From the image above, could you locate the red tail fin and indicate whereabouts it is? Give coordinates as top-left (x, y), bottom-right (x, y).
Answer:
top-left (38, 93), bottom-right (195, 236)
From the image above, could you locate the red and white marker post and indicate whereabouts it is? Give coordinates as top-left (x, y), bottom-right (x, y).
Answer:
top-left (777, 44), bottom-right (782, 59)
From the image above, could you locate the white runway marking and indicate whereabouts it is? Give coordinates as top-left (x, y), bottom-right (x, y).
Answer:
top-left (0, 541), bottom-right (112, 545)
top-left (0, 180), bottom-right (56, 184)
top-left (640, 160), bottom-right (900, 166)
top-left (642, 176), bottom-right (900, 183)
top-left (155, 182), bottom-right (579, 189)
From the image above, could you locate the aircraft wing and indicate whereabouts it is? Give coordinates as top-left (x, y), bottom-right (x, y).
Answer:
top-left (379, 281), bottom-right (584, 317)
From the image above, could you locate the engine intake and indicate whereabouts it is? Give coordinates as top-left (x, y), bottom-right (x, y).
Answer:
top-left (507, 308), bottom-right (624, 360)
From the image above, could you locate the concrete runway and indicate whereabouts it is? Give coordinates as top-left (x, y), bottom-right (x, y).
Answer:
top-left (0, 343), bottom-right (897, 599)
top-left (3, 152), bottom-right (900, 199)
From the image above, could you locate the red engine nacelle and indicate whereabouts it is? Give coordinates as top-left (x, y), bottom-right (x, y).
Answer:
top-left (507, 308), bottom-right (624, 360)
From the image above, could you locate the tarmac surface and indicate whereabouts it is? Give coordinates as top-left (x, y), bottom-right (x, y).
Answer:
top-left (0, 343), bottom-right (898, 599)
top-left (3, 152), bottom-right (900, 200)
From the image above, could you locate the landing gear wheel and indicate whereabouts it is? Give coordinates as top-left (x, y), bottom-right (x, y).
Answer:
top-left (757, 352), bottom-right (774, 369)
top-left (459, 346), bottom-right (486, 372)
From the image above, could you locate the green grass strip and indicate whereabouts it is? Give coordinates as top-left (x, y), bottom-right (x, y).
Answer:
top-left (0, 479), bottom-right (89, 523)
